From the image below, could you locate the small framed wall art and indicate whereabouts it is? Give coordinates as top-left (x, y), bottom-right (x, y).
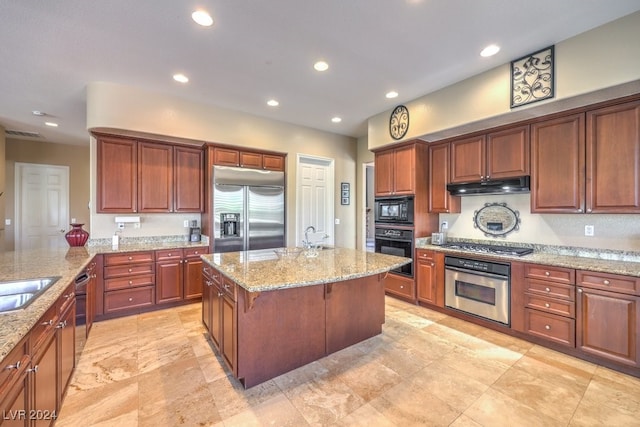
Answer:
top-left (510, 45), bottom-right (554, 108)
top-left (341, 182), bottom-right (350, 205)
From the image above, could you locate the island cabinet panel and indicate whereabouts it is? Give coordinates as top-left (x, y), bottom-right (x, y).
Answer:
top-left (0, 337), bottom-right (29, 427)
top-left (325, 276), bottom-right (385, 354)
top-left (236, 284), bottom-right (327, 388)
top-left (586, 100), bottom-right (640, 213)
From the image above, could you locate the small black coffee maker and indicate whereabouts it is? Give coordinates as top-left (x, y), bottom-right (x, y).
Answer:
top-left (189, 220), bottom-right (201, 242)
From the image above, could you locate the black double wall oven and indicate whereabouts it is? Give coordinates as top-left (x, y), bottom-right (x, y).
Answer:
top-left (374, 196), bottom-right (414, 278)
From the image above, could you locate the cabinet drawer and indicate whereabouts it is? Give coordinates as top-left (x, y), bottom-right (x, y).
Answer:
top-left (525, 278), bottom-right (575, 301)
top-left (0, 337), bottom-right (29, 393)
top-left (104, 263), bottom-right (154, 278)
top-left (525, 308), bottom-right (575, 347)
top-left (104, 251), bottom-right (154, 266)
top-left (156, 248), bottom-right (184, 261)
top-left (525, 264), bottom-right (575, 284)
top-left (222, 277), bottom-right (237, 301)
top-left (105, 274), bottom-right (155, 291)
top-left (384, 275), bottom-right (415, 300)
top-left (524, 293), bottom-right (575, 318)
top-left (203, 265), bottom-right (221, 285)
top-left (104, 286), bottom-right (155, 313)
top-left (577, 271), bottom-right (640, 296)
top-left (185, 246), bottom-right (208, 258)
top-left (416, 249), bottom-right (435, 261)
top-left (29, 304), bottom-right (58, 354)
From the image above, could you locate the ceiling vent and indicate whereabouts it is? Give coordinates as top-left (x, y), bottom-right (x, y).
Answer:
top-left (5, 129), bottom-right (42, 138)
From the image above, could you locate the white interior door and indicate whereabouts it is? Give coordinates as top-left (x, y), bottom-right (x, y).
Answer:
top-left (15, 163), bottom-right (69, 250)
top-left (296, 155), bottom-right (334, 247)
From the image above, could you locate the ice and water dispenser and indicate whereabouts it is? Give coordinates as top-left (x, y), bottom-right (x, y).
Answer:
top-left (221, 213), bottom-right (240, 237)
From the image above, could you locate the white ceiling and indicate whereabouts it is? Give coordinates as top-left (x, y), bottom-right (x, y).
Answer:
top-left (2, 1), bottom-right (640, 146)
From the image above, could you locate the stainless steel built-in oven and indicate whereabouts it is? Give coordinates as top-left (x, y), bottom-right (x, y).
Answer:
top-left (374, 196), bottom-right (414, 225)
top-left (374, 227), bottom-right (413, 277)
top-left (444, 256), bottom-right (510, 325)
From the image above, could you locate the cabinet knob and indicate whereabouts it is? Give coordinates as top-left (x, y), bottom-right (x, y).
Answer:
top-left (400, 285), bottom-right (404, 289)
top-left (577, 209), bottom-right (583, 213)
top-left (603, 279), bottom-right (610, 285)
top-left (545, 287), bottom-right (550, 292)
top-left (578, 288), bottom-right (583, 293)
top-left (4, 361), bottom-right (21, 371)
top-left (545, 325), bottom-right (551, 330)
top-left (544, 303), bottom-right (550, 308)
top-left (195, 251), bottom-right (199, 255)
top-left (128, 298), bottom-right (133, 302)
top-left (41, 320), bottom-right (54, 326)
top-left (128, 268), bottom-right (133, 273)
top-left (129, 280), bottom-right (133, 285)
top-left (168, 253), bottom-right (172, 257)
top-left (218, 292), bottom-right (224, 297)
top-left (587, 208), bottom-right (592, 213)
top-left (544, 271), bottom-right (550, 276)
top-left (27, 365), bottom-right (39, 374)
top-left (128, 256), bottom-right (133, 260)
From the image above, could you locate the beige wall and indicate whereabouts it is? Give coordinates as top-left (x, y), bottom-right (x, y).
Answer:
top-left (355, 136), bottom-right (375, 250)
top-left (368, 11), bottom-right (640, 149)
top-left (0, 126), bottom-right (5, 251)
top-left (3, 139), bottom-right (90, 251)
top-left (86, 83), bottom-right (358, 247)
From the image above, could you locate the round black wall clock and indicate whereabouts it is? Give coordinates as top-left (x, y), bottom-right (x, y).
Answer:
top-left (389, 105), bottom-right (409, 140)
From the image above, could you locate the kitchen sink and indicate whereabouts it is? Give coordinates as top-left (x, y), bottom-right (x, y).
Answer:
top-left (0, 277), bottom-right (60, 313)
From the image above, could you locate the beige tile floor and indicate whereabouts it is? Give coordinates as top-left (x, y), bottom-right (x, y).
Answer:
top-left (57, 297), bottom-right (640, 426)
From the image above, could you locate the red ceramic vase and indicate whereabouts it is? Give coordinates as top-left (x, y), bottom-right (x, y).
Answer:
top-left (65, 223), bottom-right (89, 247)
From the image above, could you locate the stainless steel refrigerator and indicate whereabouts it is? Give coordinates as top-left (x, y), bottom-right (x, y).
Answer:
top-left (213, 165), bottom-right (285, 253)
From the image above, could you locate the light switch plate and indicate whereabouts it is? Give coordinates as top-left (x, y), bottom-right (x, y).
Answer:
top-left (334, 218), bottom-right (340, 225)
top-left (4, 219), bottom-right (10, 226)
top-left (585, 225), bottom-right (594, 236)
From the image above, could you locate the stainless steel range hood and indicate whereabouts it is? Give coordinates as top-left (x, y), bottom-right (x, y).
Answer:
top-left (446, 176), bottom-right (530, 196)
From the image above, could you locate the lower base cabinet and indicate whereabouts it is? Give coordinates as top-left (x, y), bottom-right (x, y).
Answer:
top-left (202, 266), bottom-right (236, 373)
top-left (577, 286), bottom-right (639, 367)
top-left (383, 272), bottom-right (415, 302)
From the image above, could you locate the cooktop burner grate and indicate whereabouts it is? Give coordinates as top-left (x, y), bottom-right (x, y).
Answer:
top-left (439, 242), bottom-right (533, 256)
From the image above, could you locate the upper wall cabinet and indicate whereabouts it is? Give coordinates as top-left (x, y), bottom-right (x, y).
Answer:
top-left (97, 136), bottom-right (137, 213)
top-left (428, 141), bottom-right (460, 213)
top-left (213, 147), bottom-right (285, 171)
top-left (97, 135), bottom-right (203, 213)
top-left (450, 125), bottom-right (530, 183)
top-left (531, 99), bottom-right (640, 214)
top-left (374, 144), bottom-right (416, 196)
top-left (586, 100), bottom-right (640, 213)
top-left (531, 113), bottom-right (586, 213)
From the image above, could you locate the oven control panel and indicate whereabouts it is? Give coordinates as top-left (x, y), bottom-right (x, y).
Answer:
top-left (444, 256), bottom-right (510, 276)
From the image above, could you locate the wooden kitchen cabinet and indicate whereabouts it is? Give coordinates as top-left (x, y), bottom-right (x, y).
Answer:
top-left (415, 250), bottom-right (444, 306)
top-left (57, 290), bottom-right (76, 405)
top-left (513, 263), bottom-right (577, 347)
top-left (531, 113), bottom-right (586, 213)
top-left (173, 145), bottom-right (204, 212)
top-left (213, 146), bottom-right (285, 171)
top-left (577, 270), bottom-right (640, 367)
top-left (450, 125), bottom-right (529, 183)
top-left (97, 135), bottom-right (137, 213)
top-left (201, 266), bottom-right (236, 374)
top-left (374, 144), bottom-right (416, 196)
top-left (586, 100), bottom-right (640, 213)
top-left (102, 252), bottom-right (155, 314)
top-left (96, 134), bottom-right (204, 213)
top-left (383, 273), bottom-right (415, 302)
top-left (156, 247), bottom-right (209, 304)
top-left (428, 141), bottom-right (460, 213)
top-left (0, 337), bottom-right (29, 427)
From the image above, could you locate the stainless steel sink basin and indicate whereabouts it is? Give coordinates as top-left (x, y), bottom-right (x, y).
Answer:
top-left (0, 276), bottom-right (60, 313)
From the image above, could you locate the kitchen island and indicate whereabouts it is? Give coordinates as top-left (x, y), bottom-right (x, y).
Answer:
top-left (200, 247), bottom-right (411, 388)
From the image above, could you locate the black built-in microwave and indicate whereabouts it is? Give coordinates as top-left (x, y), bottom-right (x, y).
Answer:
top-left (374, 196), bottom-right (414, 224)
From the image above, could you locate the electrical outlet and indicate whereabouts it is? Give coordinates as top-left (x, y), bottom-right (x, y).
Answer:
top-left (585, 225), bottom-right (594, 236)
top-left (441, 221), bottom-right (448, 230)
top-left (183, 220), bottom-right (189, 227)
top-left (334, 218), bottom-right (340, 225)
top-left (117, 222), bottom-right (125, 230)
top-left (71, 217), bottom-right (76, 223)
top-left (5, 219), bottom-right (10, 226)
top-left (134, 222), bottom-right (141, 229)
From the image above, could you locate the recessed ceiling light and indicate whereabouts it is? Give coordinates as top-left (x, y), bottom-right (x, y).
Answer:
top-left (173, 73), bottom-right (189, 83)
top-left (32, 110), bottom-right (46, 116)
top-left (192, 10), bottom-right (213, 27)
top-left (267, 99), bottom-right (279, 107)
top-left (45, 122), bottom-right (58, 127)
top-left (314, 61), bottom-right (329, 72)
top-left (331, 117), bottom-right (342, 123)
top-left (480, 44), bottom-right (500, 57)
top-left (385, 91), bottom-right (399, 99)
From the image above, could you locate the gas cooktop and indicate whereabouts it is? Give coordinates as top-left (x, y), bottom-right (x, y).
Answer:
top-left (438, 242), bottom-right (534, 256)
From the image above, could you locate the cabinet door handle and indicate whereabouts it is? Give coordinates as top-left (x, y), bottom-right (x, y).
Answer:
top-left (56, 320), bottom-right (67, 329)
top-left (27, 365), bottom-right (39, 374)
top-left (4, 361), bottom-right (20, 371)
top-left (41, 320), bottom-right (54, 326)
top-left (218, 292), bottom-right (224, 297)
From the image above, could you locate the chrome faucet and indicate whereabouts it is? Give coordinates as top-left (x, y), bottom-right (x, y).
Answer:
top-left (303, 225), bottom-right (316, 248)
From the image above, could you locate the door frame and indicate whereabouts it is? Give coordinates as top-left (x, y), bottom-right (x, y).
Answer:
top-left (362, 161), bottom-right (374, 251)
top-left (14, 162), bottom-right (70, 250)
top-left (295, 154), bottom-right (335, 247)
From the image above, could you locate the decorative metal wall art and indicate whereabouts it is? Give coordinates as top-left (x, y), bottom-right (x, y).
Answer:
top-left (389, 105), bottom-right (409, 140)
top-left (510, 45), bottom-right (554, 108)
top-left (473, 202), bottom-right (521, 237)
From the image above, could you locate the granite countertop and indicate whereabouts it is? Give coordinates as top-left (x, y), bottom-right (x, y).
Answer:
top-left (416, 240), bottom-right (640, 277)
top-left (201, 247), bottom-right (412, 292)
top-left (0, 238), bottom-right (209, 363)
